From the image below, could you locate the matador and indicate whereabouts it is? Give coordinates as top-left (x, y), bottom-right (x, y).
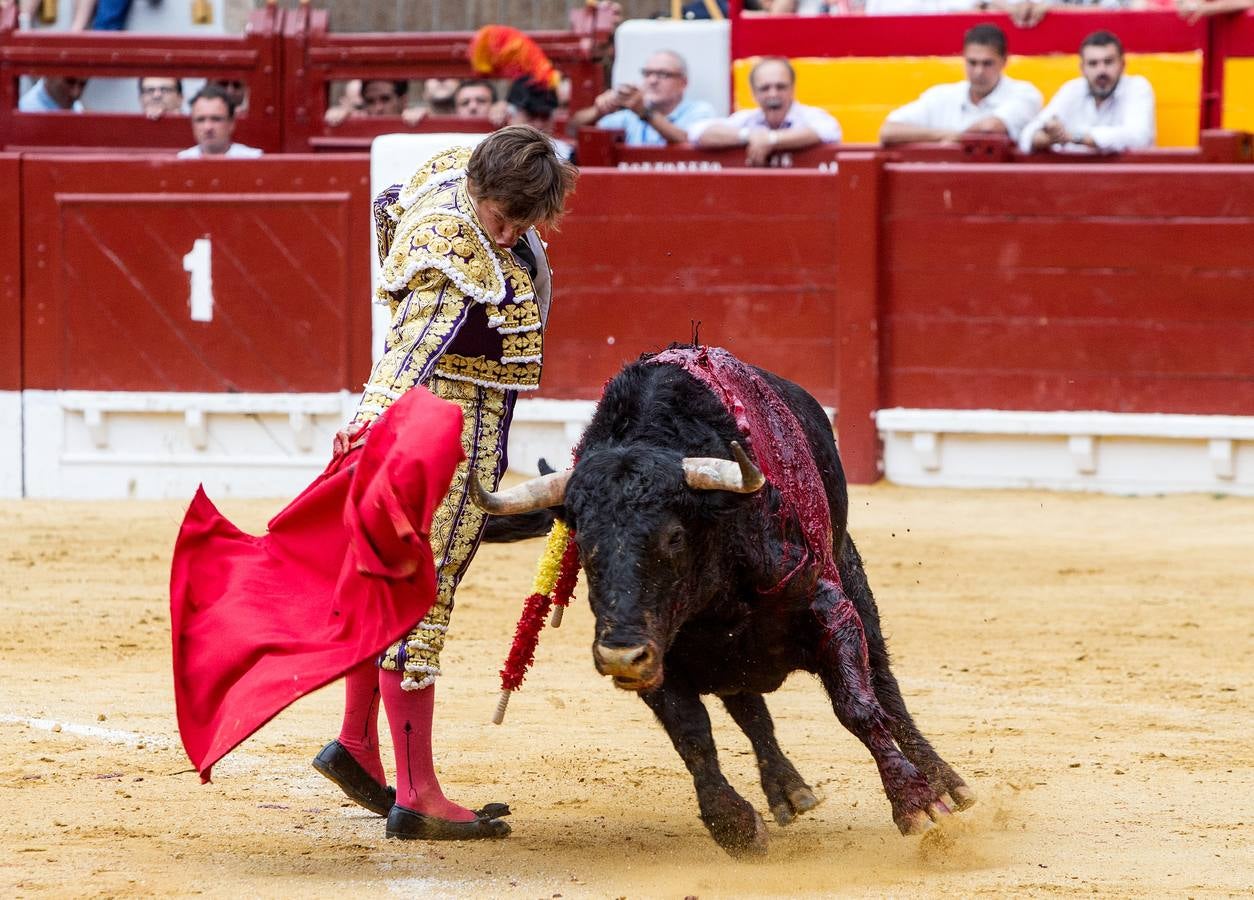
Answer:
top-left (313, 126), bottom-right (576, 841)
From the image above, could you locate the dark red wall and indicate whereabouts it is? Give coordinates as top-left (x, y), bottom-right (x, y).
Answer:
top-left (543, 169), bottom-right (842, 404)
top-left (0, 154), bottom-right (19, 391)
top-left (880, 164), bottom-right (1254, 416)
top-left (6, 152), bottom-right (1254, 483)
top-left (21, 155), bottom-right (372, 393)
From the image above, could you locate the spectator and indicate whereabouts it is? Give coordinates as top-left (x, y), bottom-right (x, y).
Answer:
top-left (864, 0), bottom-right (1056, 27)
top-left (16, 0), bottom-right (43, 30)
top-left (879, 25), bottom-right (1042, 145)
top-left (567, 50), bottom-right (715, 145)
top-left (71, 0), bottom-right (132, 31)
top-left (454, 79), bottom-right (497, 118)
top-left (1020, 31), bottom-right (1155, 153)
top-left (324, 79), bottom-right (365, 126)
top-left (1176, 0), bottom-right (1254, 21)
top-left (422, 78), bottom-right (459, 115)
top-left (208, 79), bottom-right (249, 115)
top-left (177, 85), bottom-right (262, 159)
top-left (398, 78), bottom-right (460, 127)
top-left (19, 76), bottom-right (87, 113)
top-left (506, 78), bottom-right (575, 161)
top-left (743, 0), bottom-right (801, 11)
top-left (361, 80), bottom-right (408, 117)
top-left (686, 0), bottom-right (810, 14)
top-left (689, 57), bottom-right (841, 165)
top-left (139, 76), bottom-right (183, 120)
top-left (864, 0), bottom-right (982, 12)
top-left (672, 0), bottom-right (729, 14)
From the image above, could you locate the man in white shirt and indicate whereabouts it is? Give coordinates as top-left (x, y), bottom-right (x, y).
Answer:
top-left (689, 57), bottom-right (841, 166)
top-left (879, 25), bottom-right (1042, 146)
top-left (19, 76), bottom-right (87, 113)
top-left (1020, 31), bottom-right (1155, 154)
top-left (178, 86), bottom-right (263, 159)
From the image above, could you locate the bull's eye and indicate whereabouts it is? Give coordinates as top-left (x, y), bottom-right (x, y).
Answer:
top-left (659, 522), bottom-right (685, 556)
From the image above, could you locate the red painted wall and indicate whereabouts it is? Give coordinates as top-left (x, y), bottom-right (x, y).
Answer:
top-left (21, 155), bottom-right (373, 393)
top-left (543, 169), bottom-right (842, 404)
top-left (880, 163), bottom-right (1254, 415)
top-left (7, 153), bottom-right (1254, 482)
top-left (0, 154), bottom-right (19, 391)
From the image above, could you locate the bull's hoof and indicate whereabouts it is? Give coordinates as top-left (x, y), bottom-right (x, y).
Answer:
top-left (770, 786), bottom-right (820, 826)
top-left (949, 784), bottom-right (977, 810)
top-left (895, 799), bottom-right (952, 836)
top-left (702, 794), bottom-right (769, 857)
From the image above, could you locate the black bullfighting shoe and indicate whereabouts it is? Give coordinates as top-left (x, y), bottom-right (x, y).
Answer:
top-left (312, 740), bottom-right (396, 816)
top-left (385, 803), bottom-right (512, 841)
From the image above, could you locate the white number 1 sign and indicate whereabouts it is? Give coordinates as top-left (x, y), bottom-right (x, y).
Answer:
top-left (182, 237), bottom-right (214, 322)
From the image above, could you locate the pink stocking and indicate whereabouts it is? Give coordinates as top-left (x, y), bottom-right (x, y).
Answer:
top-left (336, 659), bottom-right (387, 786)
top-left (379, 668), bottom-right (475, 822)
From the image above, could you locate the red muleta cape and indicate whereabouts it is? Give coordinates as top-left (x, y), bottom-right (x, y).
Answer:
top-left (170, 387), bottom-right (464, 781)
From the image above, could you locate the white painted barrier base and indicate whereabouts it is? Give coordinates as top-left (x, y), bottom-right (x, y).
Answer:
top-left (16, 391), bottom-right (597, 499)
top-left (508, 398), bottom-right (598, 474)
top-left (22, 396), bottom-right (1250, 498)
top-left (22, 390), bottom-right (357, 499)
top-left (877, 408), bottom-right (1254, 496)
top-left (0, 391), bottom-right (20, 498)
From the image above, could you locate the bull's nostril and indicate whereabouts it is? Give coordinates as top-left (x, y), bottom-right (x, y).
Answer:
top-left (629, 646), bottom-right (652, 667)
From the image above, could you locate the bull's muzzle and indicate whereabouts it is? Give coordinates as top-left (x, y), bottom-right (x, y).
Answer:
top-left (593, 642), bottom-right (662, 692)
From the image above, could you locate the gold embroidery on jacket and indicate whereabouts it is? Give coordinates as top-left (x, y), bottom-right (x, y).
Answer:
top-left (380, 379), bottom-right (506, 683)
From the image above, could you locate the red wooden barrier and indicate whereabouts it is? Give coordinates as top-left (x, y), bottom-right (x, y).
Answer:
top-left (9, 152), bottom-right (1254, 484)
top-left (1, 153), bottom-right (19, 392)
top-left (834, 152), bottom-right (883, 482)
top-left (282, 6), bottom-right (611, 153)
top-left (20, 154), bottom-right (372, 392)
top-left (0, 5), bottom-right (284, 153)
top-left (542, 168), bottom-right (842, 404)
top-left (577, 130), bottom-right (1253, 168)
top-left (878, 162), bottom-right (1254, 416)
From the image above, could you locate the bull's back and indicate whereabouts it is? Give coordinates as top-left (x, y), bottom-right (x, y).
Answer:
top-left (585, 355), bottom-right (848, 537)
top-left (752, 367), bottom-right (849, 538)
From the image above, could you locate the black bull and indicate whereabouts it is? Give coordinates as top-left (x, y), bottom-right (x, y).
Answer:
top-left (473, 352), bottom-right (974, 856)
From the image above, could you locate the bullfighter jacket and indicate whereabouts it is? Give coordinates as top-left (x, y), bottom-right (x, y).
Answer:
top-left (352, 146), bottom-right (551, 429)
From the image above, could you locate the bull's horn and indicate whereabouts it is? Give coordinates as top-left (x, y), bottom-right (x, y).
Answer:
top-left (682, 441), bottom-right (765, 494)
top-left (469, 467), bottom-right (571, 515)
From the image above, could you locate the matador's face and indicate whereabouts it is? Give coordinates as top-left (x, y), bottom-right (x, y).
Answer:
top-left (470, 194), bottom-right (529, 248)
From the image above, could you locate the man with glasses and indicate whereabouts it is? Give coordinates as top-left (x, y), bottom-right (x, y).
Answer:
top-left (138, 77), bottom-right (183, 120)
top-left (19, 75), bottom-right (88, 113)
top-left (689, 57), bottom-right (841, 165)
top-left (568, 50), bottom-right (714, 145)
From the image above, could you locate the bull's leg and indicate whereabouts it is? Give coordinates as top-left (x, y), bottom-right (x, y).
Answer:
top-left (812, 579), bottom-right (952, 836)
top-left (641, 681), bottom-right (769, 857)
top-left (838, 536), bottom-right (975, 810)
top-left (721, 692), bottom-right (819, 826)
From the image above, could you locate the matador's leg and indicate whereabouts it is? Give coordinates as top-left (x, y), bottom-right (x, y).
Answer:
top-left (378, 379), bottom-right (512, 689)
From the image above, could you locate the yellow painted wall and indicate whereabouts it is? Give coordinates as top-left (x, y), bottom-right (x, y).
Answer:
top-left (1222, 58), bottom-right (1254, 133)
top-left (732, 52), bottom-right (1201, 147)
